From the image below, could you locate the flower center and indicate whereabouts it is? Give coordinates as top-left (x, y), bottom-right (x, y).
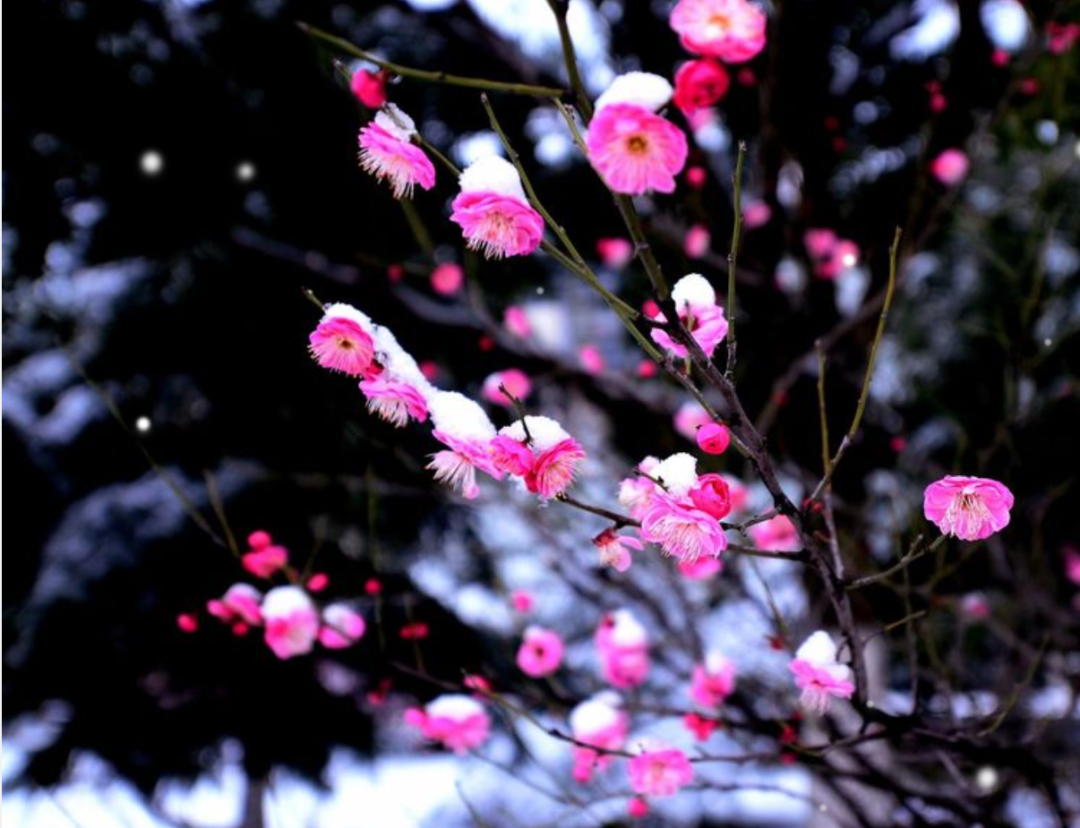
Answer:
top-left (626, 135), bottom-right (649, 155)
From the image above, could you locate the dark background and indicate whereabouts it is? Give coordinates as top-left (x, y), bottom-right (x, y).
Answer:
top-left (4, 0), bottom-right (1079, 805)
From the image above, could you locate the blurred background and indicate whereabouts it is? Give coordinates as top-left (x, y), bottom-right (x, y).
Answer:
top-left (4, 0), bottom-right (1079, 826)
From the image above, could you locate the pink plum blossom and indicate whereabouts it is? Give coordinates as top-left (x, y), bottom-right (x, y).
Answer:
top-left (959, 593), bottom-right (991, 621)
top-left (262, 586), bottom-right (320, 660)
top-left (595, 609), bottom-right (650, 688)
top-left (1065, 546), bottom-right (1080, 587)
top-left (628, 747), bottom-right (694, 797)
top-left (241, 532), bottom-right (289, 579)
top-left (691, 652), bottom-right (737, 709)
top-left (696, 422), bottom-right (730, 455)
top-left (357, 105), bottom-right (436, 199)
top-left (789, 631), bottom-right (855, 715)
top-left (749, 514), bottom-right (800, 551)
top-left (686, 165), bottom-right (707, 189)
top-left (674, 402), bottom-right (713, 441)
top-left (923, 475), bottom-right (1014, 541)
top-left (503, 305), bottom-right (533, 338)
top-left (673, 59), bottom-right (730, 115)
top-left (350, 68), bottom-right (387, 108)
top-left (579, 344), bottom-right (606, 375)
top-left (511, 589), bottom-right (535, 614)
top-left (688, 473), bottom-right (732, 519)
top-left (641, 491), bottom-right (727, 564)
top-left (803, 229), bottom-right (860, 279)
top-left (627, 798), bottom-right (650, 818)
top-left (495, 416), bottom-right (585, 498)
top-left (405, 694), bottom-right (490, 754)
top-left (596, 237), bottom-right (635, 269)
top-left (587, 103), bottom-right (688, 195)
top-left (678, 555), bottom-right (723, 579)
top-left (569, 693), bottom-right (628, 783)
top-left (481, 369), bottom-right (532, 408)
top-left (308, 304), bottom-right (376, 377)
top-left (929, 149), bottom-right (970, 186)
top-left (430, 262), bottom-right (464, 295)
top-left (743, 199), bottom-right (772, 228)
top-left (207, 583), bottom-right (263, 626)
top-left (650, 273), bottom-right (729, 358)
top-left (683, 224), bottom-right (711, 258)
top-left (450, 156), bottom-right (544, 259)
top-left (670, 0), bottom-right (767, 63)
top-left (593, 527), bottom-right (644, 572)
top-left (318, 603), bottom-right (366, 649)
top-left (516, 626), bottom-right (565, 677)
top-left (618, 460), bottom-right (662, 519)
top-left (426, 392), bottom-right (502, 500)
top-left (1047, 21), bottom-right (1080, 54)
top-left (359, 377), bottom-right (429, 427)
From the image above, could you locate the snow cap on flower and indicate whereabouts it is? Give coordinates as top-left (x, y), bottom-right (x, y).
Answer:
top-left (672, 273), bottom-right (717, 309)
top-left (608, 608), bottom-right (648, 648)
top-left (372, 326), bottom-right (435, 394)
top-left (428, 391), bottom-right (496, 442)
top-left (323, 302), bottom-right (374, 332)
top-left (790, 630), bottom-right (855, 714)
top-left (652, 452), bottom-right (699, 497)
top-left (458, 155), bottom-right (527, 200)
top-left (570, 691), bottom-right (623, 735)
top-left (427, 694), bottom-right (485, 721)
top-left (374, 103), bottom-right (418, 141)
top-left (594, 72), bottom-right (674, 113)
top-left (500, 415), bottom-right (571, 452)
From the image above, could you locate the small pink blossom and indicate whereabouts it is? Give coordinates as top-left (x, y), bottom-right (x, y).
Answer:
top-left (789, 631), bottom-right (855, 715)
top-left (511, 589), bottom-right (535, 614)
top-left (176, 613), bottom-right (199, 633)
top-left (959, 593), bottom-right (991, 621)
top-left (350, 68), bottom-right (387, 109)
top-left (357, 107), bottom-right (436, 199)
top-left (670, 0), bottom-right (767, 63)
top-left (678, 555), bottom-right (723, 579)
top-left (929, 148), bottom-right (970, 186)
top-left (641, 491), bottom-right (728, 564)
top-left (241, 539), bottom-right (289, 579)
top-left (686, 166), bottom-right (707, 189)
top-left (262, 586), bottom-right (320, 660)
top-left (429, 431), bottom-right (501, 500)
top-left (749, 515), bottom-right (800, 552)
top-left (803, 229), bottom-right (860, 279)
top-left (595, 610), bottom-right (650, 689)
top-left (306, 573), bottom-right (329, 592)
top-left (618, 473), bottom-right (660, 519)
top-left (359, 378), bottom-right (429, 427)
top-left (318, 603), bottom-right (366, 649)
top-left (627, 798), bottom-right (650, 818)
top-left (923, 475), bottom-right (1014, 541)
top-left (596, 237), bottom-right (635, 269)
top-left (309, 308), bottom-right (376, 377)
top-left (696, 422), bottom-right (730, 455)
top-left (673, 59), bottom-right (731, 115)
top-left (569, 693), bottom-right (628, 782)
top-left (516, 626), bottom-right (565, 677)
top-left (430, 262), bottom-right (464, 295)
top-left (481, 369), bottom-right (532, 408)
top-left (743, 199), bottom-right (772, 228)
top-left (587, 103), bottom-right (688, 196)
top-left (450, 156), bottom-right (544, 259)
top-left (628, 747), bottom-right (694, 797)
top-left (490, 434), bottom-right (536, 477)
top-left (593, 527), bottom-right (644, 572)
top-left (527, 438), bottom-right (586, 498)
top-left (503, 305), bottom-right (533, 338)
top-left (688, 473), bottom-right (733, 519)
top-left (1065, 546), bottom-right (1080, 586)
top-left (683, 712), bottom-right (718, 741)
top-left (406, 694), bottom-right (490, 754)
top-left (1047, 21), bottom-right (1080, 54)
top-left (691, 652), bottom-right (736, 709)
top-left (207, 583), bottom-right (263, 625)
top-left (579, 344), bottom-right (606, 375)
top-left (674, 402), bottom-right (713, 441)
top-left (650, 274), bottom-right (729, 358)
top-left (683, 224), bottom-right (712, 258)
